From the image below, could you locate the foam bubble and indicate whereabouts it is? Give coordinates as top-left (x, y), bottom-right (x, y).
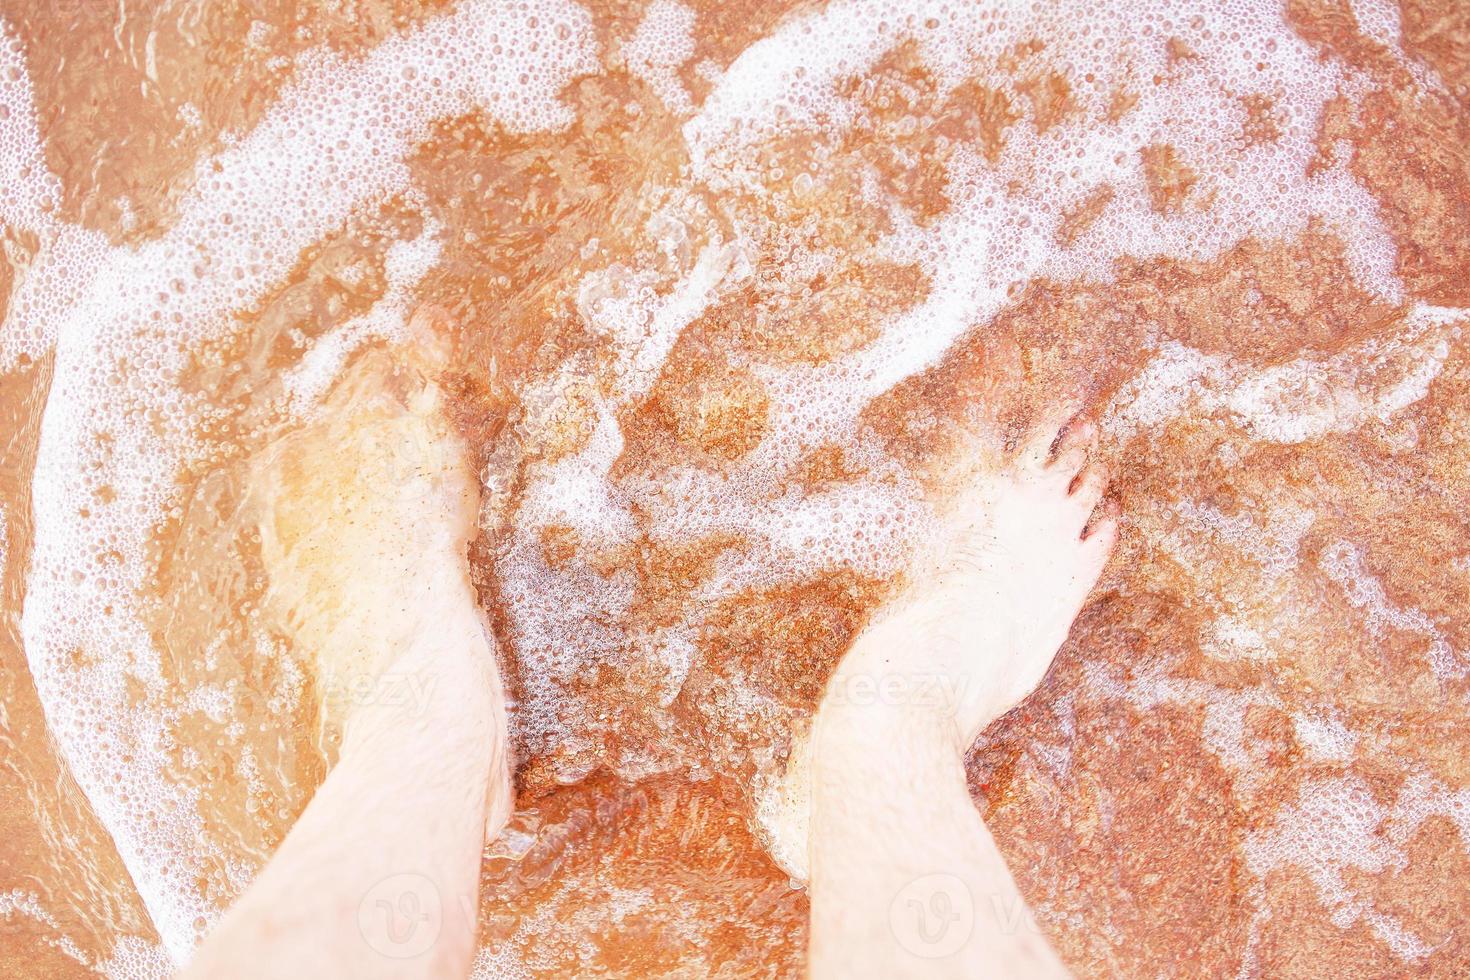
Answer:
top-left (1246, 776), bottom-right (1431, 962)
top-left (623, 0), bottom-right (697, 115)
top-left (12, 0), bottom-right (597, 959)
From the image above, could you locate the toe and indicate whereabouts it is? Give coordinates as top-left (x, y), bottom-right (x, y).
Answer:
top-left (1078, 514), bottom-right (1119, 587)
top-left (1083, 497), bottom-right (1121, 545)
top-left (1049, 442), bottom-right (1088, 480)
top-left (1054, 418), bottom-right (1097, 459)
top-left (1069, 461), bottom-right (1108, 511)
top-left (1019, 398), bottom-right (1083, 468)
top-left (1085, 514), bottom-right (1117, 557)
top-left (1048, 419), bottom-right (1097, 477)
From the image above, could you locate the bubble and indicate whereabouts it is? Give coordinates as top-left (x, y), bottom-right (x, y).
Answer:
top-left (4, 0), bottom-right (1450, 968)
top-left (7, 0), bottom-right (599, 960)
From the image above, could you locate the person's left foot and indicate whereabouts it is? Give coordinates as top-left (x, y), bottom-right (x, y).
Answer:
top-left (250, 311), bottom-right (512, 837)
top-left (253, 322), bottom-right (479, 727)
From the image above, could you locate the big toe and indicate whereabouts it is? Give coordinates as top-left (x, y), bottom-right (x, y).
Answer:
top-left (1019, 398), bottom-right (1083, 470)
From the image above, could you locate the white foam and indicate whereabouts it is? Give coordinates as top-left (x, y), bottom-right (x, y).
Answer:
top-left (1292, 709), bottom-right (1358, 761)
top-left (282, 218), bottom-right (444, 409)
top-left (1346, 0), bottom-right (1444, 91)
top-left (1391, 772), bottom-right (1470, 849)
top-left (1320, 539), bottom-right (1469, 680)
top-left (622, 0), bottom-right (697, 115)
top-left (11, 1), bottom-right (597, 960)
top-left (0, 20), bottom-right (111, 364)
top-left (1246, 775), bottom-right (1430, 962)
top-left (1204, 615), bottom-right (1277, 663)
top-left (1108, 306), bottom-right (1465, 444)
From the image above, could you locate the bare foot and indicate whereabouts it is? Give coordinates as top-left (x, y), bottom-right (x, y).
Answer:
top-left (798, 405), bottom-right (1115, 979)
top-left (249, 312), bottom-right (512, 837)
top-left (765, 406), bottom-right (1118, 880)
top-left (825, 404), bottom-right (1118, 748)
top-left (188, 315), bottom-right (513, 980)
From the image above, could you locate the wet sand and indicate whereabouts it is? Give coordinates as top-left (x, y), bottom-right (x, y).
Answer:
top-left (1, 0), bottom-right (1469, 976)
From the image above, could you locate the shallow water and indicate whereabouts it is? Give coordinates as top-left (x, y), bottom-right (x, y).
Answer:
top-left (1, 0), bottom-right (1469, 976)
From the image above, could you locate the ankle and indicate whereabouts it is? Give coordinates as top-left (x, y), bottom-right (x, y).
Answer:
top-left (811, 693), bottom-right (963, 781)
top-left (820, 610), bottom-right (1019, 745)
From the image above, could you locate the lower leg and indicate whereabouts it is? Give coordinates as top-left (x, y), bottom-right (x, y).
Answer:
top-left (182, 321), bottom-right (511, 979)
top-left (807, 406), bottom-right (1117, 978)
